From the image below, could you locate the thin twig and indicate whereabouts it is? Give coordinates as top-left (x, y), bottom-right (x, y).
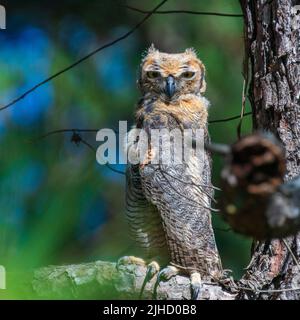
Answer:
top-left (162, 169), bottom-right (221, 191)
top-left (235, 285), bottom-right (300, 294)
top-left (238, 24), bottom-right (250, 138)
top-left (30, 109), bottom-right (252, 144)
top-left (159, 167), bottom-right (220, 212)
top-left (237, 79), bottom-right (246, 139)
top-left (217, 280), bottom-right (300, 294)
top-left (215, 227), bottom-right (232, 232)
top-left (74, 133), bottom-right (126, 175)
top-left (161, 169), bottom-right (218, 203)
top-left (78, 136), bottom-right (96, 152)
top-left (205, 275), bottom-right (300, 294)
top-left (209, 111), bottom-right (252, 124)
top-left (28, 129), bottom-right (99, 143)
top-left (30, 128), bottom-right (126, 175)
top-left (65, 131), bottom-right (126, 176)
top-left (0, 0), bottom-right (168, 113)
top-left (125, 5), bottom-right (244, 18)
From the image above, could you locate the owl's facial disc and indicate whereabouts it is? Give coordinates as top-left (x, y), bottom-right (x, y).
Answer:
top-left (140, 48), bottom-right (207, 98)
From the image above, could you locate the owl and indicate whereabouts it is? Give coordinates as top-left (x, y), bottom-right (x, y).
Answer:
top-left (120, 45), bottom-right (223, 299)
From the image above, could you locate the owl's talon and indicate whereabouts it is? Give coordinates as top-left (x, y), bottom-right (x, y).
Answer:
top-left (190, 272), bottom-right (202, 300)
top-left (152, 266), bottom-right (179, 299)
top-left (139, 261), bottom-right (160, 299)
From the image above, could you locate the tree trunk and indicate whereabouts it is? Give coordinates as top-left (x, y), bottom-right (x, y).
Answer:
top-left (238, 0), bottom-right (300, 299)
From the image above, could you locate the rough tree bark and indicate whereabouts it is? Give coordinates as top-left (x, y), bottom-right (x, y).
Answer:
top-left (238, 0), bottom-right (300, 299)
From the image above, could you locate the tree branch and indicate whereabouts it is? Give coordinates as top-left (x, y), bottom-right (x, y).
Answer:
top-left (31, 259), bottom-right (235, 300)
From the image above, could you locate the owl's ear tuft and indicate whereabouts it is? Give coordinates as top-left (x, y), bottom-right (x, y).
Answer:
top-left (199, 62), bottom-right (206, 94)
top-left (147, 43), bottom-right (158, 54)
top-left (141, 44), bottom-right (158, 62)
top-left (185, 47), bottom-right (197, 57)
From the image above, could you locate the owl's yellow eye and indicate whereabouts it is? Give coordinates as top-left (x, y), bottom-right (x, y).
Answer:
top-left (146, 71), bottom-right (161, 79)
top-left (181, 71), bottom-right (195, 79)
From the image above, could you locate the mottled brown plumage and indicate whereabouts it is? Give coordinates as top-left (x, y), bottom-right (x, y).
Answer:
top-left (124, 46), bottom-right (222, 298)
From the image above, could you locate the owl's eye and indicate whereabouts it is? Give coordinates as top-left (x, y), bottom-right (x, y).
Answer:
top-left (181, 71), bottom-right (196, 79)
top-left (146, 71), bottom-right (161, 79)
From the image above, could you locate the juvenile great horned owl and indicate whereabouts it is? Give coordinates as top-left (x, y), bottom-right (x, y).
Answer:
top-left (122, 45), bottom-right (222, 299)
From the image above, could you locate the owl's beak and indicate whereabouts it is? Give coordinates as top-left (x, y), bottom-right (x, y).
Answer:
top-left (165, 76), bottom-right (176, 99)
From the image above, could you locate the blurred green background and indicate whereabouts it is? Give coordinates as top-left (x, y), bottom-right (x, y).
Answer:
top-left (0, 0), bottom-right (252, 298)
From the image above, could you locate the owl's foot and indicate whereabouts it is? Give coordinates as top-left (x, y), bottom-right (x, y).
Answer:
top-left (152, 266), bottom-right (179, 299)
top-left (116, 256), bottom-right (160, 299)
top-left (139, 261), bottom-right (160, 299)
top-left (190, 272), bottom-right (202, 300)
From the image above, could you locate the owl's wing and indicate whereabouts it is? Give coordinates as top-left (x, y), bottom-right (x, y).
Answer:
top-left (125, 161), bottom-right (170, 264)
